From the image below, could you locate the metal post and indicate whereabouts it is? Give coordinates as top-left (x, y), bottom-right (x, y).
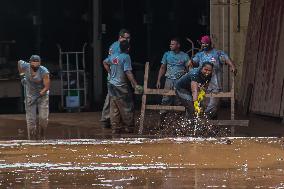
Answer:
top-left (83, 43), bottom-right (87, 107)
top-left (93, 0), bottom-right (103, 104)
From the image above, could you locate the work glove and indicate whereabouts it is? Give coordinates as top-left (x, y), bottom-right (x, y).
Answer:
top-left (20, 73), bottom-right (26, 86)
top-left (20, 73), bottom-right (25, 79)
top-left (194, 100), bottom-right (201, 115)
top-left (197, 89), bottom-right (206, 102)
top-left (135, 85), bottom-right (143, 94)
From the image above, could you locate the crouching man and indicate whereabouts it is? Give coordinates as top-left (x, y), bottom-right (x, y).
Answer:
top-left (175, 62), bottom-right (213, 118)
top-left (18, 55), bottom-right (50, 140)
top-left (103, 40), bottom-right (141, 134)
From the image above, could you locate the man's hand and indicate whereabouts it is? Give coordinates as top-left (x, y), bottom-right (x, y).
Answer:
top-left (188, 61), bottom-right (194, 69)
top-left (230, 66), bottom-right (237, 75)
top-left (19, 73), bottom-right (25, 79)
top-left (156, 80), bottom-right (161, 89)
top-left (39, 90), bottom-right (46, 96)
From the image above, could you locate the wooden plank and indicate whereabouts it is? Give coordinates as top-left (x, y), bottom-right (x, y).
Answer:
top-left (145, 89), bottom-right (176, 95)
top-left (240, 0), bottom-right (265, 107)
top-left (208, 120), bottom-right (249, 127)
top-left (206, 92), bottom-right (233, 98)
top-left (245, 0), bottom-right (284, 117)
top-left (139, 94), bottom-right (147, 134)
top-left (138, 62), bottom-right (149, 134)
top-left (146, 105), bottom-right (185, 111)
top-left (231, 75), bottom-right (235, 135)
top-left (145, 88), bottom-right (233, 98)
top-left (281, 79), bottom-right (284, 119)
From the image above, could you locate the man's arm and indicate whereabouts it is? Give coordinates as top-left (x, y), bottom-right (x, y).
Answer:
top-left (125, 70), bottom-right (138, 88)
top-left (156, 64), bottom-right (167, 89)
top-left (18, 60), bottom-right (25, 74)
top-left (225, 58), bottom-right (237, 75)
top-left (40, 74), bottom-right (50, 96)
top-left (191, 81), bottom-right (199, 102)
top-left (103, 61), bottom-right (111, 73)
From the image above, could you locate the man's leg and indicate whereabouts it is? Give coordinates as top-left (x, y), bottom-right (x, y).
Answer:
top-left (160, 78), bottom-right (175, 114)
top-left (38, 95), bottom-right (49, 139)
top-left (110, 96), bottom-right (122, 134)
top-left (100, 93), bottom-right (111, 128)
top-left (205, 97), bottom-right (220, 119)
top-left (175, 89), bottom-right (194, 119)
top-left (25, 97), bottom-right (37, 140)
top-left (117, 95), bottom-right (135, 133)
top-left (205, 83), bottom-right (220, 119)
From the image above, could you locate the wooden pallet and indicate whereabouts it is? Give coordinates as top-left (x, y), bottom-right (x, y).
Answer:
top-left (138, 62), bottom-right (249, 136)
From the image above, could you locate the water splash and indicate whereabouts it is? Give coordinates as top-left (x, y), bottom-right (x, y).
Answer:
top-left (157, 112), bottom-right (230, 137)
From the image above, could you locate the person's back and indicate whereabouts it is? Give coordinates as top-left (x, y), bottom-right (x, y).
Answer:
top-left (107, 52), bottom-right (132, 88)
top-left (100, 29), bottom-right (131, 128)
top-left (103, 40), bottom-right (140, 134)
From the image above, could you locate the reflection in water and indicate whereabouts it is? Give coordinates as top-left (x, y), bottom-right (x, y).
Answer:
top-left (0, 168), bottom-right (284, 188)
top-left (0, 138), bottom-right (283, 188)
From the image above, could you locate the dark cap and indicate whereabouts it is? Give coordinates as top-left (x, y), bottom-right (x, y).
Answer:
top-left (29, 55), bottom-right (41, 62)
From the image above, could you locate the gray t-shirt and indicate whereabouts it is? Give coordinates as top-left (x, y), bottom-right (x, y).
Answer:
top-left (19, 60), bottom-right (49, 99)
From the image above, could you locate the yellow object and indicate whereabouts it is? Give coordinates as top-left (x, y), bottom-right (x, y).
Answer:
top-left (194, 89), bottom-right (206, 115)
top-left (194, 100), bottom-right (201, 114)
top-left (197, 89), bottom-right (206, 102)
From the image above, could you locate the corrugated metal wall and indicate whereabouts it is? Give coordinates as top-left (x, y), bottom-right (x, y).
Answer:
top-left (241, 0), bottom-right (284, 118)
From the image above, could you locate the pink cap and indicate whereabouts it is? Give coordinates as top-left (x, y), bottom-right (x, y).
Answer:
top-left (200, 35), bottom-right (211, 44)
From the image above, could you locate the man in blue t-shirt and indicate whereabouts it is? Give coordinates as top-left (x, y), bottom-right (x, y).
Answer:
top-left (103, 40), bottom-right (140, 134)
top-left (18, 55), bottom-right (50, 139)
top-left (100, 29), bottom-right (131, 128)
top-left (156, 38), bottom-right (189, 113)
top-left (189, 35), bottom-right (237, 119)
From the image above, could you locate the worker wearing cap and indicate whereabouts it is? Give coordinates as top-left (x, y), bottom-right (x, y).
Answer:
top-left (100, 29), bottom-right (131, 129)
top-left (188, 35), bottom-right (236, 119)
top-left (18, 55), bottom-right (50, 139)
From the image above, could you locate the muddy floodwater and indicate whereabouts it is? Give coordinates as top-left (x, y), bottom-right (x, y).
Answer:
top-left (0, 138), bottom-right (283, 188)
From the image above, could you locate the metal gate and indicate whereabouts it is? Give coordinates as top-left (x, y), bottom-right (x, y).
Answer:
top-left (57, 43), bottom-right (87, 111)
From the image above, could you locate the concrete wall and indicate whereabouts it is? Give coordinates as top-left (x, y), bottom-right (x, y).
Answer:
top-left (229, 0), bottom-right (250, 100)
top-left (210, 0), bottom-right (250, 100)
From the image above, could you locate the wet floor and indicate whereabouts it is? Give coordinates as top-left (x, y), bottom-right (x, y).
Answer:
top-left (0, 138), bottom-right (283, 188)
top-left (0, 112), bottom-right (284, 188)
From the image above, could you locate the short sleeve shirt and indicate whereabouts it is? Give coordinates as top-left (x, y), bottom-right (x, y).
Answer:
top-left (104, 41), bottom-right (121, 81)
top-left (175, 68), bottom-right (211, 92)
top-left (192, 48), bottom-right (229, 91)
top-left (161, 51), bottom-right (189, 79)
top-left (19, 60), bottom-right (49, 98)
top-left (106, 52), bottom-right (132, 87)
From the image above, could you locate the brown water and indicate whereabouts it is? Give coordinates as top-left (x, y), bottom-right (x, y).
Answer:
top-left (0, 138), bottom-right (283, 188)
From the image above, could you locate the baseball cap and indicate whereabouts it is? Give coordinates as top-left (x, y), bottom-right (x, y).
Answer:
top-left (30, 55), bottom-right (41, 62)
top-left (200, 35), bottom-right (211, 44)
